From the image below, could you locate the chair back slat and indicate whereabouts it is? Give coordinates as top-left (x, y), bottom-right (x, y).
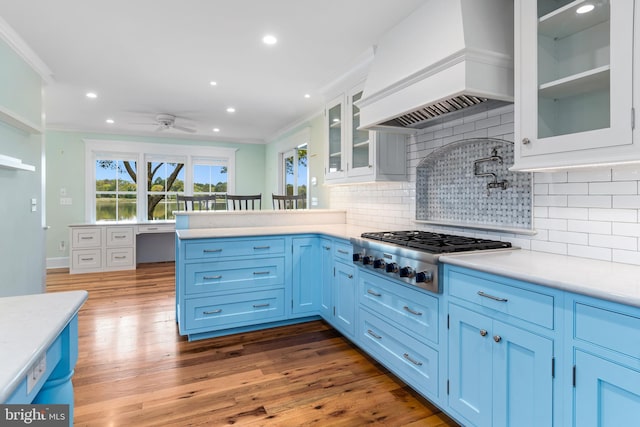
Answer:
top-left (272, 194), bottom-right (306, 210)
top-left (176, 194), bottom-right (227, 211)
top-left (227, 194), bottom-right (262, 210)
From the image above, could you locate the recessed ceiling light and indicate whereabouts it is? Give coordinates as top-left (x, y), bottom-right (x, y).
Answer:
top-left (262, 34), bottom-right (277, 45)
top-left (86, 92), bottom-right (97, 99)
top-left (576, 4), bottom-right (594, 13)
top-left (304, 94), bottom-right (311, 99)
top-left (213, 128), bottom-right (220, 132)
top-left (210, 81), bottom-right (217, 86)
top-left (226, 107), bottom-right (236, 113)
top-left (105, 118), bottom-right (114, 124)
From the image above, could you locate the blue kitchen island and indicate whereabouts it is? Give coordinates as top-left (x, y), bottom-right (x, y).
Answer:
top-left (0, 290), bottom-right (88, 423)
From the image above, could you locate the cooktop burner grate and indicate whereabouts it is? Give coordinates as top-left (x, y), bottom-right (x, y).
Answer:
top-left (361, 230), bottom-right (511, 254)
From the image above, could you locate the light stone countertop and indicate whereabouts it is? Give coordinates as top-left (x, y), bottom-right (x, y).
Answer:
top-left (440, 250), bottom-right (640, 307)
top-left (0, 290), bottom-right (88, 402)
top-left (176, 223), bottom-right (373, 241)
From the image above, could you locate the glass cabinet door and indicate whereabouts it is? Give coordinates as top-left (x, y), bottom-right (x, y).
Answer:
top-left (350, 90), bottom-right (371, 172)
top-left (516, 0), bottom-right (634, 165)
top-left (326, 96), bottom-right (344, 178)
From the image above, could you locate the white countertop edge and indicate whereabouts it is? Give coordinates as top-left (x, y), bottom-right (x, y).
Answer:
top-left (176, 224), bottom-right (375, 241)
top-left (0, 290), bottom-right (88, 402)
top-left (439, 251), bottom-right (640, 308)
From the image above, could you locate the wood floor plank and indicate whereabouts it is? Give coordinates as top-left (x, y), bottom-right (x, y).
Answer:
top-left (47, 262), bottom-right (459, 426)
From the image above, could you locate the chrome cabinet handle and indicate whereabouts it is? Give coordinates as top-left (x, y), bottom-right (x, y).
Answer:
top-left (80, 236), bottom-right (93, 240)
top-left (494, 335), bottom-right (502, 343)
top-left (253, 271), bottom-right (270, 275)
top-left (114, 256), bottom-right (126, 260)
top-left (477, 291), bottom-right (508, 302)
top-left (203, 275), bottom-right (222, 280)
top-left (337, 249), bottom-right (349, 255)
top-left (203, 309), bottom-right (222, 314)
top-left (522, 137), bottom-right (531, 145)
top-left (347, 274), bottom-right (353, 279)
top-left (322, 246), bottom-right (331, 250)
top-left (203, 248), bottom-right (223, 253)
top-left (253, 303), bottom-right (270, 308)
top-left (253, 246), bottom-right (271, 250)
top-left (367, 289), bottom-right (382, 297)
top-left (146, 227), bottom-right (158, 230)
top-left (480, 329), bottom-right (488, 337)
top-left (403, 353), bottom-right (423, 366)
top-left (114, 235), bottom-right (127, 239)
top-left (80, 257), bottom-right (94, 261)
top-left (367, 329), bottom-right (382, 339)
top-left (403, 306), bottom-right (423, 316)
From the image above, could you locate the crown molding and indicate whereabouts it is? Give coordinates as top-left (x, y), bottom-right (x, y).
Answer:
top-left (0, 16), bottom-right (54, 84)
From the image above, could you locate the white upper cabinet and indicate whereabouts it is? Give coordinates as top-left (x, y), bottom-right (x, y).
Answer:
top-left (513, 0), bottom-right (636, 170)
top-left (325, 83), bottom-right (406, 184)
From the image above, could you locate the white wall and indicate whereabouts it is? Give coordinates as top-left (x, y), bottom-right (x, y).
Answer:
top-left (330, 104), bottom-right (640, 266)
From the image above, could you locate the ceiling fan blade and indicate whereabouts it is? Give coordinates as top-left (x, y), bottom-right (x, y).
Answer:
top-left (173, 125), bottom-right (197, 133)
top-left (129, 122), bottom-right (158, 125)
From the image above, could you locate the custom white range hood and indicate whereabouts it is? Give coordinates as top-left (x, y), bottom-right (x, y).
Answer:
top-left (358, 0), bottom-right (514, 132)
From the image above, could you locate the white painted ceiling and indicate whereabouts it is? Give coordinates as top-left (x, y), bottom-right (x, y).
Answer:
top-left (0, 0), bottom-right (426, 143)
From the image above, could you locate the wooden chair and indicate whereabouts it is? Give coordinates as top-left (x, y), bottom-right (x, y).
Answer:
top-left (272, 194), bottom-right (306, 210)
top-left (176, 194), bottom-right (227, 211)
top-left (227, 194), bottom-right (262, 210)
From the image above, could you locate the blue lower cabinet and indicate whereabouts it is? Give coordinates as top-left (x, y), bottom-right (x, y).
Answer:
top-left (333, 260), bottom-right (356, 338)
top-left (359, 308), bottom-right (439, 398)
top-left (574, 350), bottom-right (640, 427)
top-left (448, 302), bottom-right (554, 427)
top-left (291, 237), bottom-right (321, 316)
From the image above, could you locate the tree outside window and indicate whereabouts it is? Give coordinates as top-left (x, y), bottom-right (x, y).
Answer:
top-left (95, 160), bottom-right (137, 221)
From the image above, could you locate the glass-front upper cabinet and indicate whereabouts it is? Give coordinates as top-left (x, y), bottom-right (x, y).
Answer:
top-left (325, 95), bottom-right (345, 179)
top-left (513, 0), bottom-right (635, 170)
top-left (348, 87), bottom-right (372, 177)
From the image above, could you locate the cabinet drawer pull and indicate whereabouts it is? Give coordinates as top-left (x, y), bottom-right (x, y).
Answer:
top-left (480, 329), bottom-right (488, 337)
top-left (203, 248), bottom-right (223, 253)
top-left (80, 257), bottom-right (94, 261)
top-left (403, 353), bottom-right (423, 366)
top-left (403, 306), bottom-right (423, 316)
top-left (477, 291), bottom-right (508, 302)
top-left (146, 227), bottom-right (158, 230)
top-left (367, 329), bottom-right (382, 339)
top-left (493, 335), bottom-right (502, 343)
top-left (347, 274), bottom-right (353, 279)
top-left (203, 275), bottom-right (222, 280)
top-left (337, 249), bottom-right (349, 255)
top-left (203, 309), bottom-right (222, 315)
top-left (253, 246), bottom-right (271, 250)
top-left (322, 245), bottom-right (331, 250)
top-left (253, 303), bottom-right (270, 308)
top-left (114, 235), bottom-right (127, 239)
top-left (114, 256), bottom-right (126, 260)
top-left (80, 236), bottom-right (94, 240)
top-left (367, 289), bottom-right (382, 297)
top-left (253, 271), bottom-right (270, 275)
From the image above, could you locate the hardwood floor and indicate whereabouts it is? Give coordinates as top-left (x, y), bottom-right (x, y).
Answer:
top-left (47, 263), bottom-right (459, 427)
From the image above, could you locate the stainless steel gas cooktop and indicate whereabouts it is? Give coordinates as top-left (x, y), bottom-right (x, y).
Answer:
top-left (351, 230), bottom-right (514, 293)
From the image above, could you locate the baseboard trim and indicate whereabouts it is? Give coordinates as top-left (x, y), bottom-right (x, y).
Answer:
top-left (47, 256), bottom-right (69, 270)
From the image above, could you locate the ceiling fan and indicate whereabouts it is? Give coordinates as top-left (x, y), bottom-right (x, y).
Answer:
top-left (132, 114), bottom-right (197, 133)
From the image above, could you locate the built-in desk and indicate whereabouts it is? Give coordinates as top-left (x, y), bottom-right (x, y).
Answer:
top-left (1, 290), bottom-right (87, 422)
top-left (68, 222), bottom-right (175, 274)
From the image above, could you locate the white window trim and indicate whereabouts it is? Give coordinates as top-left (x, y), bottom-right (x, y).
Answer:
top-left (85, 139), bottom-right (237, 222)
top-left (276, 128), bottom-right (309, 195)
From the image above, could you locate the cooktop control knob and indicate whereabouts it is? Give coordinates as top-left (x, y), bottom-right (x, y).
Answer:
top-left (385, 262), bottom-right (398, 273)
top-left (373, 259), bottom-right (386, 269)
top-left (362, 256), bottom-right (373, 265)
top-left (399, 266), bottom-right (415, 278)
top-left (352, 253), bottom-right (362, 262)
top-left (415, 271), bottom-right (434, 283)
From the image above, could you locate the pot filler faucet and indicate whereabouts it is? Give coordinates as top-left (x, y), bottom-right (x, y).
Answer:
top-left (474, 147), bottom-right (508, 196)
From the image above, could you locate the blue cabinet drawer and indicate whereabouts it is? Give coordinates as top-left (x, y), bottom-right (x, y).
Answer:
top-left (184, 289), bottom-right (285, 331)
top-left (333, 240), bottom-right (352, 263)
top-left (575, 301), bottom-right (640, 361)
top-left (359, 308), bottom-right (438, 398)
top-left (359, 270), bottom-right (438, 345)
top-left (185, 258), bottom-right (285, 295)
top-left (184, 238), bottom-right (285, 260)
top-left (447, 267), bottom-right (555, 329)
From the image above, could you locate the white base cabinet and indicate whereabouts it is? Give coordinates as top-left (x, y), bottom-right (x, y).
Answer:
top-left (69, 225), bottom-right (135, 274)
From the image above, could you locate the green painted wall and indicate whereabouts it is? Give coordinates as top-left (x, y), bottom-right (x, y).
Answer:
top-left (45, 130), bottom-right (266, 260)
top-left (0, 38), bottom-right (44, 296)
top-left (264, 113), bottom-right (329, 209)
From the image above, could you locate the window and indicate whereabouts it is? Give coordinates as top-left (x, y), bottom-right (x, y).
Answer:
top-left (282, 144), bottom-right (308, 207)
top-left (85, 140), bottom-right (236, 222)
top-left (95, 159), bottom-right (137, 221)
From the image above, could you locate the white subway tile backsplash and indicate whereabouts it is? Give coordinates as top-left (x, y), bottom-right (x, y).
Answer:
top-left (589, 181), bottom-right (638, 195)
top-left (589, 234), bottom-right (637, 251)
top-left (330, 104), bottom-right (640, 267)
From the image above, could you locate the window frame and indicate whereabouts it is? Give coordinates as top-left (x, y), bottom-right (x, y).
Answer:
top-left (85, 139), bottom-right (236, 222)
top-left (277, 128), bottom-right (309, 202)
